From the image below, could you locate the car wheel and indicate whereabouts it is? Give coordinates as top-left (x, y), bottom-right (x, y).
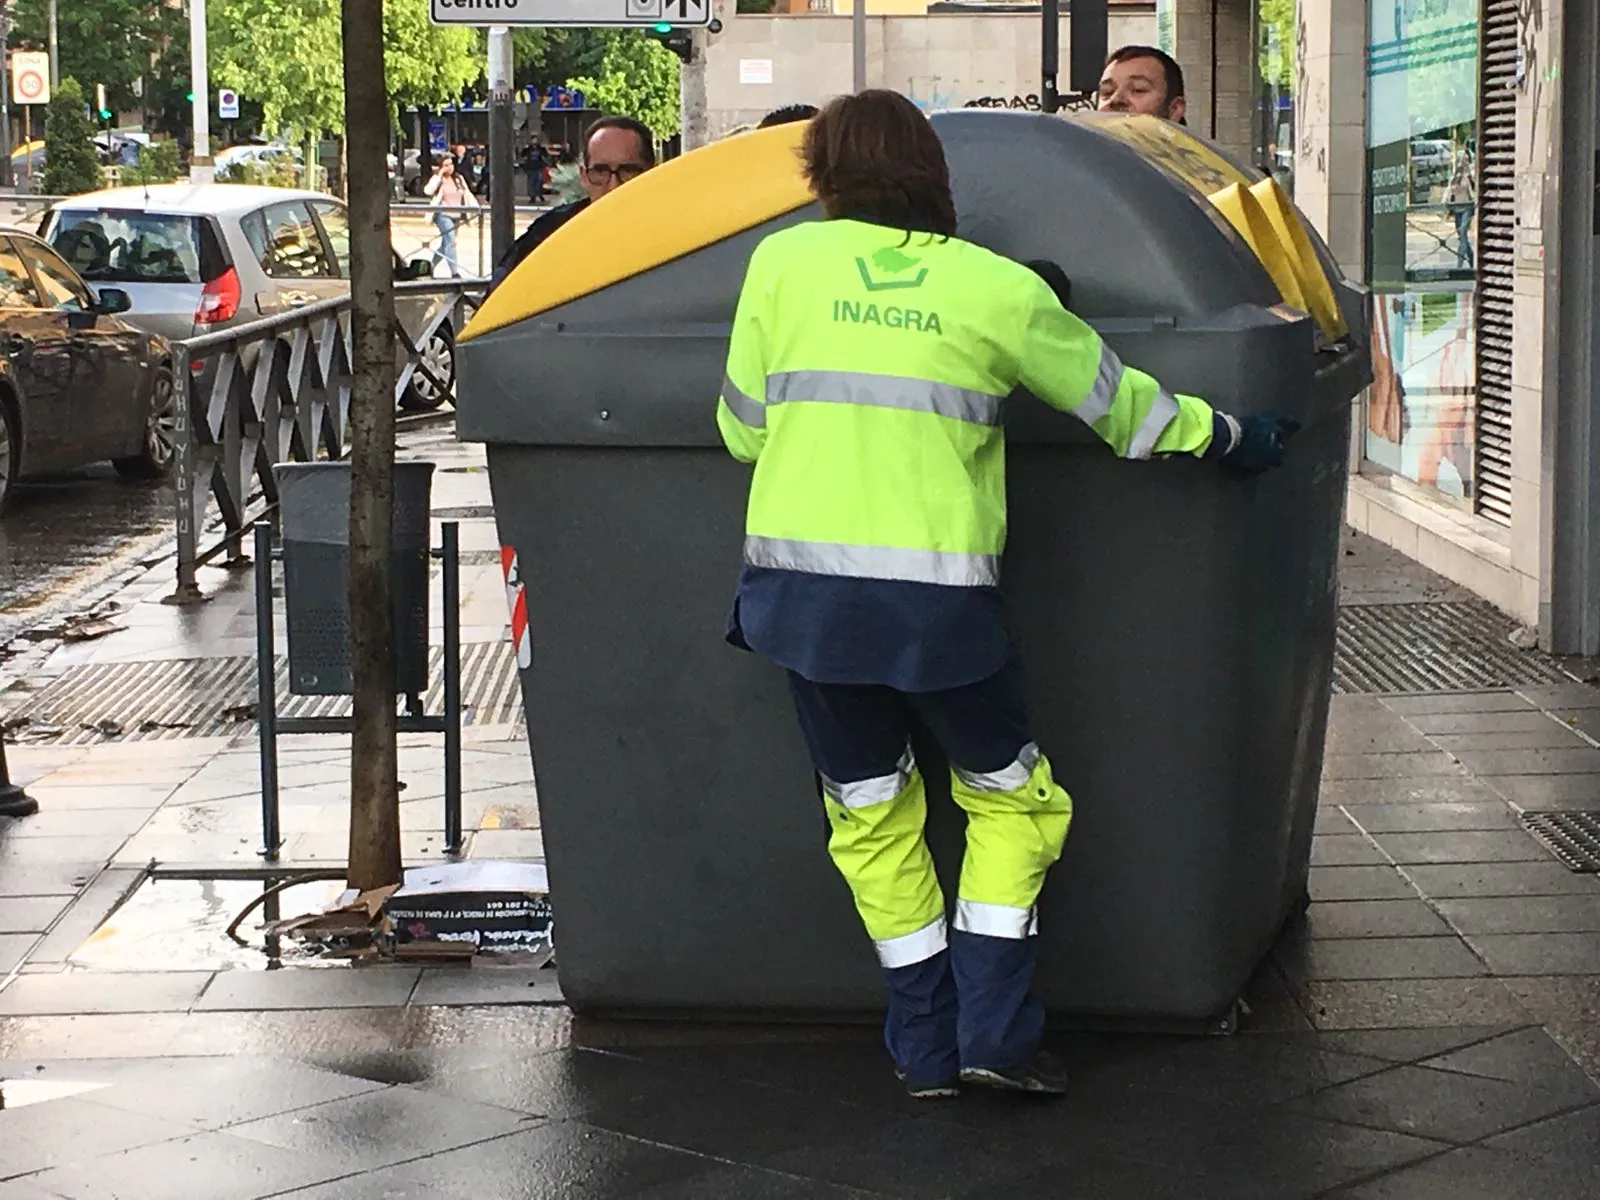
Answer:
top-left (113, 362), bottom-right (177, 479)
top-left (400, 328), bottom-right (455, 411)
top-left (0, 395), bottom-right (18, 511)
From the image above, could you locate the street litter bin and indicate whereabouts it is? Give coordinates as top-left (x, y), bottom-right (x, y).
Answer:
top-left (455, 112), bottom-right (1370, 1026)
top-left (274, 461), bottom-right (435, 696)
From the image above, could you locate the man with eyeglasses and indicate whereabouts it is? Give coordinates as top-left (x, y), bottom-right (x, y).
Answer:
top-left (492, 115), bottom-right (657, 287)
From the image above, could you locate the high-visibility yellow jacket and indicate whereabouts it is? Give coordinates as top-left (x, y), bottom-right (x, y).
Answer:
top-left (717, 218), bottom-right (1218, 591)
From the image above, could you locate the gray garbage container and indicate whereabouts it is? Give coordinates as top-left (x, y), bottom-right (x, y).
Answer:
top-left (274, 461), bottom-right (436, 696)
top-left (455, 111), bottom-right (1371, 1026)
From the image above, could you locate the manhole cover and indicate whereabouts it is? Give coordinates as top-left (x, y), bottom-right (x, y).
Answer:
top-left (1334, 601), bottom-right (1570, 694)
top-left (1523, 812), bottom-right (1600, 873)
top-left (0, 642), bottom-right (524, 744)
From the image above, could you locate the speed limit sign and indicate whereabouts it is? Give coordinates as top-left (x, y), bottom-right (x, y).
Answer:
top-left (11, 52), bottom-right (50, 106)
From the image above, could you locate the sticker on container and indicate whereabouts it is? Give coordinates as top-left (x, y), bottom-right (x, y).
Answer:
top-left (500, 545), bottom-right (532, 670)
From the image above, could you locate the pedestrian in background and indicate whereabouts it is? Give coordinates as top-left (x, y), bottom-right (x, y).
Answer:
top-left (424, 153), bottom-right (477, 277)
top-left (716, 89), bottom-right (1295, 1099)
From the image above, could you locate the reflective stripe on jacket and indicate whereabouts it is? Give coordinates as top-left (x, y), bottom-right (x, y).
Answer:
top-left (716, 218), bottom-right (1217, 587)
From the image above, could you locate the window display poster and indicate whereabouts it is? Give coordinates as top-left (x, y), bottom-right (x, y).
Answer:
top-left (1366, 0), bottom-right (1479, 288)
top-left (1365, 290), bottom-right (1475, 501)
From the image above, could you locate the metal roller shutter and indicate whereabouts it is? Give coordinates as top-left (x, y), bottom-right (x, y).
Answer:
top-left (1475, 0), bottom-right (1519, 526)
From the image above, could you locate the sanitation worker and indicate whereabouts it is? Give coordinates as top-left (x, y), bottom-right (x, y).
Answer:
top-left (715, 90), bottom-right (1296, 1098)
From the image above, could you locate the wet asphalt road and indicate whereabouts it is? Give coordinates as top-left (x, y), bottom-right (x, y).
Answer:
top-left (0, 466), bottom-right (173, 647)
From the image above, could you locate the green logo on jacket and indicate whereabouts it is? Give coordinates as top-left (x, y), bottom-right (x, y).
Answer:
top-left (833, 299), bottom-right (943, 334)
top-left (855, 246), bottom-right (929, 291)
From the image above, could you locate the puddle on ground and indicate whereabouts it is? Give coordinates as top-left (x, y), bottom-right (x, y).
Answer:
top-left (69, 877), bottom-right (352, 972)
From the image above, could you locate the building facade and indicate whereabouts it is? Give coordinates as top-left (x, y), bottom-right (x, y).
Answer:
top-left (709, 0), bottom-right (1600, 653)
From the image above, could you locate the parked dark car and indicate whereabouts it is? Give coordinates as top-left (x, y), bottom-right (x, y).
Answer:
top-left (0, 227), bottom-right (174, 509)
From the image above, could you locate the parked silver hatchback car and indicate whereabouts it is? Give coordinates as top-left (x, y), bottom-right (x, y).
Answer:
top-left (39, 183), bottom-right (456, 410)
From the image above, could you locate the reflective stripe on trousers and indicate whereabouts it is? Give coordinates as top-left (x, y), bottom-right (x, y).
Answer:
top-left (949, 746), bottom-right (1073, 939)
top-left (821, 756), bottom-right (948, 968)
top-left (745, 535), bottom-right (1000, 587)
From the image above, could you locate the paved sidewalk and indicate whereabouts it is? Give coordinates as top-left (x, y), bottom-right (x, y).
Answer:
top-left (0, 520), bottom-right (1598, 1195)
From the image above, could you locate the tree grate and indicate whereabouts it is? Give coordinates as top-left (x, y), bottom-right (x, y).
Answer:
top-left (0, 642), bottom-right (524, 745)
top-left (1334, 601), bottom-right (1570, 694)
top-left (1522, 812), bottom-right (1600, 873)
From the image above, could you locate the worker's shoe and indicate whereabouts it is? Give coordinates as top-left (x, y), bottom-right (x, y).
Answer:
top-left (959, 1050), bottom-right (1069, 1096)
top-left (895, 1069), bottom-right (960, 1099)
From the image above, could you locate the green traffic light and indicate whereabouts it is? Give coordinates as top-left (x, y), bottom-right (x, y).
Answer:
top-left (185, 91), bottom-right (194, 102)
top-left (651, 21), bottom-right (671, 32)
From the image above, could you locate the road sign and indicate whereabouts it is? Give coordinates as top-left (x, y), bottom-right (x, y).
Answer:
top-left (430, 0), bottom-right (711, 27)
top-left (11, 52), bottom-right (48, 106)
top-left (218, 88), bottom-right (240, 119)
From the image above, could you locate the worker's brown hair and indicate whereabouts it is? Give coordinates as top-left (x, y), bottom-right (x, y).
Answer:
top-left (801, 90), bottom-right (956, 237)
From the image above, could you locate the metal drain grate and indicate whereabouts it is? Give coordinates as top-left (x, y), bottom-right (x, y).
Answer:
top-left (1522, 812), bottom-right (1600, 873)
top-left (1334, 601), bottom-right (1570, 694)
top-left (0, 642), bottom-right (524, 744)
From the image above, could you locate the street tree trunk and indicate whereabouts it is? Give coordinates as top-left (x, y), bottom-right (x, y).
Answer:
top-left (342, 0), bottom-right (402, 893)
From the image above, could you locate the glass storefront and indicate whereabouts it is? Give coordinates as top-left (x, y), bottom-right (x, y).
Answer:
top-left (1255, 0), bottom-right (1295, 195)
top-left (1364, 0), bottom-right (1480, 502)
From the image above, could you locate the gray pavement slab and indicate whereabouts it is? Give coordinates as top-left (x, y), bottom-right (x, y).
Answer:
top-left (1309, 866), bottom-right (1419, 902)
top-left (1319, 777), bottom-right (1510, 807)
top-left (1451, 747), bottom-right (1600, 776)
top-left (0, 1095), bottom-right (196, 1177)
top-left (1296, 978), bottom-right (1530, 1029)
top-left (1334, 1143), bottom-right (1600, 1200)
top-left (407, 965), bottom-right (562, 1007)
top-left (1322, 754), bottom-right (1473, 781)
top-left (1382, 692), bottom-right (1535, 715)
top-left (0, 863), bottom-right (99, 898)
top-left (80, 1055), bottom-right (388, 1130)
top-left (225, 1084), bottom-right (535, 1171)
top-left (1420, 1027), bottom-right (1600, 1101)
top-left (1276, 936), bottom-right (1487, 981)
top-left (1311, 836), bottom-right (1389, 866)
top-left (0, 933), bottom-right (35, 973)
top-left (1299, 900), bottom-right (1454, 940)
top-left (1435, 895), bottom-right (1600, 935)
top-left (1402, 862), bottom-right (1600, 898)
top-left (1467, 933), bottom-right (1600, 976)
top-left (0, 971), bottom-right (213, 1016)
top-left (193, 967), bottom-right (421, 1012)
top-left (0, 896), bottom-right (70, 934)
top-left (1341, 802), bottom-right (1521, 833)
top-left (23, 1130), bottom-right (356, 1200)
top-left (1404, 708), bottom-right (1579, 735)
top-left (1429, 727), bottom-right (1594, 751)
top-left (1372, 830), bottom-right (1551, 865)
top-left (1481, 773), bottom-right (1600, 806)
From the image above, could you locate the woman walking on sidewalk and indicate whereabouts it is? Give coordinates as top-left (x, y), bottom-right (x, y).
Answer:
top-left (424, 154), bottom-right (477, 277)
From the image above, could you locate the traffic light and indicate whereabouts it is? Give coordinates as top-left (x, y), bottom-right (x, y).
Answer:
top-left (95, 84), bottom-right (111, 121)
top-left (645, 22), bottom-right (694, 63)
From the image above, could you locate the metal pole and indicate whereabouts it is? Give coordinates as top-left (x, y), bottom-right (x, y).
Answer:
top-left (487, 25), bottom-right (514, 268)
top-left (1040, 0), bottom-right (1059, 114)
top-left (254, 521), bottom-right (282, 860)
top-left (0, 725), bottom-right (37, 818)
top-left (46, 0), bottom-right (56, 87)
top-left (0, 6), bottom-right (13, 190)
top-left (852, 0), bottom-right (866, 93)
top-left (189, 0), bottom-right (212, 182)
top-left (441, 520), bottom-right (462, 854)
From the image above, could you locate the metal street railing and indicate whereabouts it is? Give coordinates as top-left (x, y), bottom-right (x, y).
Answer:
top-left (169, 278), bottom-right (485, 602)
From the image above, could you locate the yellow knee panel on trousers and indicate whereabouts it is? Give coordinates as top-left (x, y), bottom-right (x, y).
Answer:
top-left (949, 747), bottom-right (1073, 922)
top-left (822, 767), bottom-right (946, 950)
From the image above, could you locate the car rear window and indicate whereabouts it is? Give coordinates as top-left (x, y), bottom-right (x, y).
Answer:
top-left (43, 209), bottom-right (228, 285)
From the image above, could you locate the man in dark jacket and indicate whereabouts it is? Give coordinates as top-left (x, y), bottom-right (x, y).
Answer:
top-left (492, 115), bottom-right (656, 288)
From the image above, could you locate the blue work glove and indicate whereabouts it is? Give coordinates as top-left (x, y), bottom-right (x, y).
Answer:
top-left (1207, 411), bottom-right (1300, 473)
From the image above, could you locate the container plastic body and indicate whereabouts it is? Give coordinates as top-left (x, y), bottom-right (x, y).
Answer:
top-left (456, 111), bottom-right (1370, 1024)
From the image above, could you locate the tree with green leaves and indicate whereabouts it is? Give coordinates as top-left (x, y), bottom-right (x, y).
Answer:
top-left (208, 0), bottom-right (480, 141)
top-left (10, 0), bottom-right (186, 121)
top-left (567, 31), bottom-right (681, 141)
top-left (43, 79), bottom-right (103, 196)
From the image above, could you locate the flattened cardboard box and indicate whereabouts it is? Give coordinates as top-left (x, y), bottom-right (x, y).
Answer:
top-left (383, 861), bottom-right (553, 954)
